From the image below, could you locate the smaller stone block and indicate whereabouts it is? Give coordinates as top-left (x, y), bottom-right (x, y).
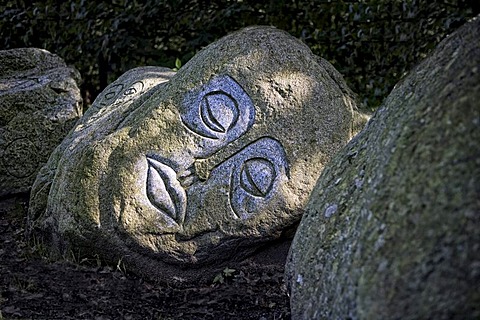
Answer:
top-left (0, 48), bottom-right (83, 196)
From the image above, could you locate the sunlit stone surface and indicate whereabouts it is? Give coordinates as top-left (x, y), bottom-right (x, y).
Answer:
top-left (28, 26), bottom-right (368, 284)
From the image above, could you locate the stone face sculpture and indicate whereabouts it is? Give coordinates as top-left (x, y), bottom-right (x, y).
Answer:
top-left (286, 16), bottom-right (480, 319)
top-left (0, 48), bottom-right (82, 197)
top-left (28, 26), bottom-right (368, 284)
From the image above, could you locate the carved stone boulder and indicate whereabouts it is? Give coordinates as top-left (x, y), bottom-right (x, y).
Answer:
top-left (0, 48), bottom-right (82, 197)
top-left (286, 16), bottom-right (480, 319)
top-left (28, 26), bottom-right (368, 284)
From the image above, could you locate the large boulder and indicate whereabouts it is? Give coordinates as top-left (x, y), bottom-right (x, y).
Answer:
top-left (28, 26), bottom-right (368, 285)
top-left (0, 48), bottom-right (82, 197)
top-left (286, 16), bottom-right (480, 319)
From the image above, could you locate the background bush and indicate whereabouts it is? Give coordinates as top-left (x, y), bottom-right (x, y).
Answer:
top-left (1, 0), bottom-right (478, 109)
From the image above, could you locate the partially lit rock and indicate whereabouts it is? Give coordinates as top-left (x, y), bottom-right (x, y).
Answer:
top-left (29, 27), bottom-right (368, 285)
top-left (287, 16), bottom-right (480, 319)
top-left (0, 48), bottom-right (82, 197)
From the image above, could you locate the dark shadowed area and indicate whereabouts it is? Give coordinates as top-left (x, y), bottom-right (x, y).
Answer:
top-left (1, 1), bottom-right (478, 109)
top-left (0, 198), bottom-right (290, 319)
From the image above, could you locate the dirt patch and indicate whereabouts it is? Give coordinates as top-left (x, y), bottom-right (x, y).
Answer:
top-left (0, 197), bottom-right (291, 319)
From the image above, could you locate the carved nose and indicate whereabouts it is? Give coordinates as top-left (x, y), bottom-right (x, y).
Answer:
top-left (146, 157), bottom-right (187, 225)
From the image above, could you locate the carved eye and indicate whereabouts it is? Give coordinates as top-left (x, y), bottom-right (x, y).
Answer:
top-left (101, 84), bottom-right (124, 104)
top-left (200, 92), bottom-right (239, 134)
top-left (124, 88), bottom-right (136, 95)
top-left (180, 75), bottom-right (255, 144)
top-left (99, 81), bottom-right (145, 107)
top-left (227, 138), bottom-right (288, 220)
top-left (123, 81), bottom-right (144, 96)
top-left (240, 158), bottom-right (276, 197)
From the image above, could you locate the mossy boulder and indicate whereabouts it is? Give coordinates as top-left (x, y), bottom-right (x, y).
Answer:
top-left (28, 26), bottom-right (368, 285)
top-left (286, 16), bottom-right (480, 319)
top-left (0, 48), bottom-right (82, 197)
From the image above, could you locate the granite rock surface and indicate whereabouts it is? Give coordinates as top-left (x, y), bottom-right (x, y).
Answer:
top-left (0, 48), bottom-right (82, 197)
top-left (29, 27), bottom-right (368, 285)
top-left (286, 16), bottom-right (480, 319)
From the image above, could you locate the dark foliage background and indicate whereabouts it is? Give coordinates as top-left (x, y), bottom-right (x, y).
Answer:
top-left (1, 0), bottom-right (479, 109)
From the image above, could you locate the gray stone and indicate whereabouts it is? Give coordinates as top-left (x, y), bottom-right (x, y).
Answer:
top-left (0, 48), bottom-right (82, 197)
top-left (28, 26), bottom-right (368, 285)
top-left (286, 16), bottom-right (480, 319)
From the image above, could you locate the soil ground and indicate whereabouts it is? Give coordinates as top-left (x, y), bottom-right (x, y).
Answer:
top-left (0, 196), bottom-right (291, 320)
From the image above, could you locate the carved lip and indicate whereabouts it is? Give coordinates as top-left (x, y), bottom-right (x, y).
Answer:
top-left (146, 157), bottom-right (186, 225)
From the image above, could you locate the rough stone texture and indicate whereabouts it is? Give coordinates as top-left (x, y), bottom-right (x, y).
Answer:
top-left (286, 16), bottom-right (480, 319)
top-left (28, 26), bottom-right (368, 285)
top-left (0, 48), bottom-right (82, 197)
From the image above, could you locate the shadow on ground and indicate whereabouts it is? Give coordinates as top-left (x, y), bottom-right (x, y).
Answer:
top-left (0, 196), bottom-right (290, 320)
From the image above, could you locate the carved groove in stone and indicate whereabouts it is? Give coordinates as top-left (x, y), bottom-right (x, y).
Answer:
top-left (227, 137), bottom-right (288, 220)
top-left (2, 137), bottom-right (39, 178)
top-left (240, 158), bottom-right (276, 197)
top-left (181, 75), bottom-right (254, 142)
top-left (100, 81), bottom-right (144, 106)
top-left (101, 84), bottom-right (124, 105)
top-left (146, 157), bottom-right (186, 225)
top-left (200, 91), bottom-right (239, 134)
